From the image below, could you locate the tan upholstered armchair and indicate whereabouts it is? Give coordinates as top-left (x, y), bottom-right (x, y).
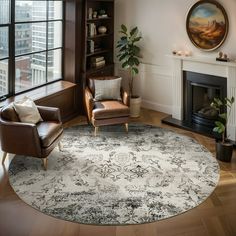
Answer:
top-left (0, 104), bottom-right (63, 170)
top-left (84, 76), bottom-right (130, 135)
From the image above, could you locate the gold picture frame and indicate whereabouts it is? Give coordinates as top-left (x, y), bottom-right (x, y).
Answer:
top-left (186, 0), bottom-right (229, 51)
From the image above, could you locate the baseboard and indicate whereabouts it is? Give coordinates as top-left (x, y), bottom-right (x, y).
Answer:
top-left (142, 99), bottom-right (172, 114)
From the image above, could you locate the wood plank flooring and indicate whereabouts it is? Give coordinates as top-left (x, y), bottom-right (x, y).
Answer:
top-left (1, 109), bottom-right (236, 236)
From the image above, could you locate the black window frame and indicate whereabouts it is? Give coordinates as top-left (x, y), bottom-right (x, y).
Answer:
top-left (0, 0), bottom-right (64, 101)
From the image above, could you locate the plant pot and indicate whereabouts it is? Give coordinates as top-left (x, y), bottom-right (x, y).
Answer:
top-left (215, 141), bottom-right (233, 162)
top-left (130, 96), bottom-right (141, 118)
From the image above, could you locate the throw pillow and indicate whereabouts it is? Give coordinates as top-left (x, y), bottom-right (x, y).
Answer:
top-left (94, 77), bottom-right (122, 101)
top-left (13, 96), bottom-right (43, 124)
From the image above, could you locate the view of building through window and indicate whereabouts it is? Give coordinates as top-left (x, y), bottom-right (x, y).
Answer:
top-left (0, 0), bottom-right (63, 97)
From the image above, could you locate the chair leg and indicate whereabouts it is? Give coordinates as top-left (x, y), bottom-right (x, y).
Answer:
top-left (42, 158), bottom-right (48, 171)
top-left (94, 127), bottom-right (99, 137)
top-left (58, 142), bottom-right (62, 152)
top-left (2, 152), bottom-right (8, 164)
top-left (125, 123), bottom-right (129, 133)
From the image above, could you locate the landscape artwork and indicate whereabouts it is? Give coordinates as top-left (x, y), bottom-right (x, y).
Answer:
top-left (186, 1), bottom-right (228, 51)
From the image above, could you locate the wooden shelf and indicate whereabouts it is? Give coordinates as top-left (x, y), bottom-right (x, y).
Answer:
top-left (87, 33), bottom-right (113, 40)
top-left (86, 49), bottom-right (110, 57)
top-left (87, 17), bottom-right (112, 22)
top-left (86, 63), bottom-right (114, 74)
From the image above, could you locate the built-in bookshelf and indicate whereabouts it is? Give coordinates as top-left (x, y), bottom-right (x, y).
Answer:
top-left (82, 0), bottom-right (114, 79)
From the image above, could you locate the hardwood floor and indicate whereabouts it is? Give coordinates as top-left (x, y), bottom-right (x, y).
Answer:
top-left (1, 109), bottom-right (236, 236)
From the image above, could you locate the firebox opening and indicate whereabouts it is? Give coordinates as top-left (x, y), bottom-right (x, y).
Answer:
top-left (184, 71), bottom-right (227, 130)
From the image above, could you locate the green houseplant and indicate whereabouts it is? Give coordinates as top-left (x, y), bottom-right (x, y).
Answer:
top-left (116, 24), bottom-right (142, 117)
top-left (211, 96), bottom-right (235, 162)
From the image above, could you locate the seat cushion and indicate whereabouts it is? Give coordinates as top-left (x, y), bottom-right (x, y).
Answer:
top-left (93, 101), bottom-right (130, 120)
top-left (37, 121), bottom-right (63, 148)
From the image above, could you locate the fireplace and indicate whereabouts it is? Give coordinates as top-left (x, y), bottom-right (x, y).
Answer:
top-left (162, 55), bottom-right (236, 141)
top-left (184, 71), bottom-right (227, 129)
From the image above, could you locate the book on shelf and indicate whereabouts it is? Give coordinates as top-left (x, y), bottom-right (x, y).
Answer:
top-left (87, 23), bottom-right (96, 37)
top-left (91, 59), bottom-right (106, 68)
top-left (91, 56), bottom-right (104, 63)
top-left (87, 40), bottom-right (95, 54)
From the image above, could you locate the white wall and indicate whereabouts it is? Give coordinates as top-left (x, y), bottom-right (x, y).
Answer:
top-left (114, 0), bottom-right (236, 114)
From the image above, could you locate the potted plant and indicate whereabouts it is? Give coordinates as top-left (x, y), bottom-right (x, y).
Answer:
top-left (211, 97), bottom-right (235, 162)
top-left (116, 24), bottom-right (142, 117)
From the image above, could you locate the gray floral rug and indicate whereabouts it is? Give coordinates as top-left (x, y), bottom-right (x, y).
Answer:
top-left (8, 124), bottom-right (219, 225)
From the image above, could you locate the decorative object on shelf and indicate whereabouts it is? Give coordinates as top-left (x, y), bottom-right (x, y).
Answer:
top-left (88, 8), bottom-right (93, 19)
top-left (117, 24), bottom-right (142, 117)
top-left (184, 51), bottom-right (191, 57)
top-left (186, 1), bottom-right (228, 51)
top-left (98, 25), bottom-right (107, 34)
top-left (177, 50), bottom-right (182, 56)
top-left (211, 96), bottom-right (235, 162)
top-left (172, 50), bottom-right (177, 55)
top-left (98, 9), bottom-right (108, 18)
top-left (172, 50), bottom-right (191, 57)
top-left (216, 51), bottom-right (229, 62)
top-left (92, 11), bottom-right (97, 18)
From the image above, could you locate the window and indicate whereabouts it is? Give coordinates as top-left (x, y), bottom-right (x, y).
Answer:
top-left (0, 0), bottom-right (63, 98)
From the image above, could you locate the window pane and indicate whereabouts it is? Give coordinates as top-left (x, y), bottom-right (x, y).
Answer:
top-left (48, 21), bottom-right (62, 49)
top-left (0, 59), bottom-right (8, 96)
top-left (47, 49), bottom-right (61, 82)
top-left (0, 27), bottom-right (8, 59)
top-left (32, 22), bottom-right (47, 52)
top-left (15, 1), bottom-right (32, 22)
top-left (49, 1), bottom-right (63, 20)
top-left (15, 53), bottom-right (46, 93)
top-left (15, 22), bottom-right (46, 56)
top-left (0, 0), bottom-right (10, 24)
top-left (15, 1), bottom-right (47, 22)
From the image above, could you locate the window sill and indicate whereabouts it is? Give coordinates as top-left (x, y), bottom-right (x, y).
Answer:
top-left (0, 81), bottom-right (77, 108)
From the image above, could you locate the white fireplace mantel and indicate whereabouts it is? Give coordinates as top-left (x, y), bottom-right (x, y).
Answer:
top-left (169, 55), bottom-right (236, 141)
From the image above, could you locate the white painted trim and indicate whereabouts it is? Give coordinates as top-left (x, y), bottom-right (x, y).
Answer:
top-left (142, 99), bottom-right (172, 115)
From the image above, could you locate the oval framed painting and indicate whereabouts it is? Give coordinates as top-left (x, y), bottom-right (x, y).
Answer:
top-left (186, 0), bottom-right (229, 51)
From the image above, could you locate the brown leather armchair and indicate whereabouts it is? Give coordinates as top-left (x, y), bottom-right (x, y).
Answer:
top-left (84, 76), bottom-right (130, 135)
top-left (0, 104), bottom-right (63, 170)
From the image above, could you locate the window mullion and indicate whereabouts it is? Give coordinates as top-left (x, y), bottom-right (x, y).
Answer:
top-left (45, 0), bottom-right (49, 83)
top-left (9, 0), bottom-right (15, 96)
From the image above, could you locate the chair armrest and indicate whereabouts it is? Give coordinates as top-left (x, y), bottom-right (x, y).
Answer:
top-left (0, 119), bottom-right (41, 157)
top-left (122, 89), bottom-right (130, 106)
top-left (37, 106), bottom-right (62, 123)
top-left (84, 87), bottom-right (94, 122)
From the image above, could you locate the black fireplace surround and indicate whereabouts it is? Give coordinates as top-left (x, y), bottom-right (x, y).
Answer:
top-left (162, 71), bottom-right (227, 138)
top-left (184, 71), bottom-right (227, 128)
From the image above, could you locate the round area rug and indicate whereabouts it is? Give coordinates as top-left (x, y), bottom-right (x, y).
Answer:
top-left (9, 124), bottom-right (219, 225)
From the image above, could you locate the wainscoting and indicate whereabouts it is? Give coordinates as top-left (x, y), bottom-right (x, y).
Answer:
top-left (115, 61), bottom-right (173, 115)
